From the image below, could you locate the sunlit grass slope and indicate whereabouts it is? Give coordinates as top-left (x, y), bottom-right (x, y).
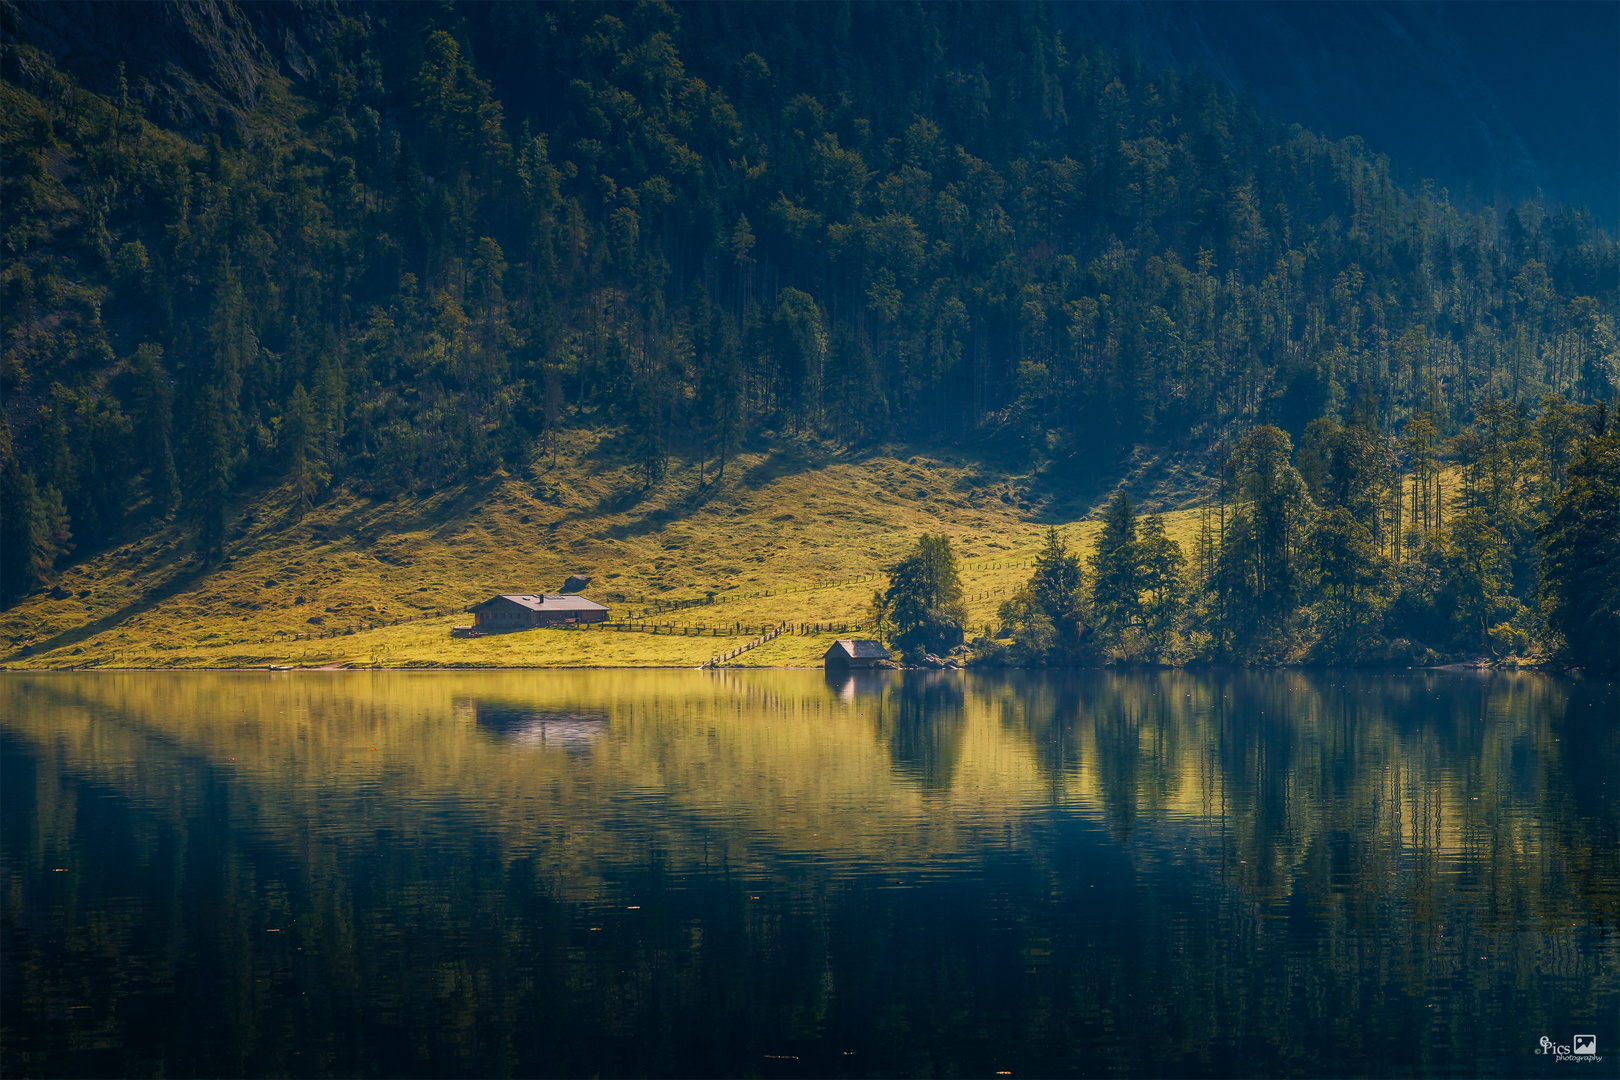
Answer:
top-left (2, 434), bottom-right (1210, 669)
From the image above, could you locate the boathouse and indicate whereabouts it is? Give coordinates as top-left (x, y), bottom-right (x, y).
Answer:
top-left (823, 639), bottom-right (891, 669)
top-left (472, 593), bottom-right (609, 631)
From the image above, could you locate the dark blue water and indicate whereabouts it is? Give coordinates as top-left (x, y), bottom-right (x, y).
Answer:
top-left (2, 670), bottom-right (1615, 1077)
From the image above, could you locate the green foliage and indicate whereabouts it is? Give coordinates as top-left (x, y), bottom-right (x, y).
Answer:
top-left (885, 533), bottom-right (967, 655)
top-left (998, 527), bottom-right (1089, 665)
top-left (1539, 424), bottom-right (1620, 670)
top-left (130, 344), bottom-right (178, 515)
top-left (0, 424), bottom-right (73, 601)
top-left (1000, 509), bottom-right (1190, 666)
top-left (1136, 514), bottom-right (1185, 655)
top-left (1089, 493), bottom-right (1140, 648)
top-left (1304, 507), bottom-right (1390, 659)
top-left (1437, 510), bottom-right (1518, 651)
top-left (182, 386), bottom-right (230, 562)
top-left (1193, 391), bottom-right (1610, 665)
top-left (283, 383), bottom-right (329, 521)
top-left (0, 4), bottom-right (1615, 616)
top-left (1030, 528), bottom-right (1087, 645)
top-left (1210, 426), bottom-right (1313, 657)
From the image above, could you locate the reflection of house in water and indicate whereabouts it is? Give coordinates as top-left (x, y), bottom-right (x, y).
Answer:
top-left (824, 668), bottom-right (892, 703)
top-left (823, 670), bottom-right (967, 790)
top-left (458, 699), bottom-right (609, 753)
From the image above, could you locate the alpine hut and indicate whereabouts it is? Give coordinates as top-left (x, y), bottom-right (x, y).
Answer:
top-left (472, 593), bottom-right (609, 631)
top-left (823, 639), bottom-right (891, 669)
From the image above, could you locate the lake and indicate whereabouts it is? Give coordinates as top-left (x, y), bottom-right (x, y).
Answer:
top-left (2, 670), bottom-right (1615, 1077)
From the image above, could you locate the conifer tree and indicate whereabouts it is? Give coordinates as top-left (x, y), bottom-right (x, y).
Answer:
top-left (1090, 492), bottom-right (1142, 648)
top-left (131, 344), bottom-right (178, 515)
top-left (183, 386), bottom-right (231, 561)
top-left (1539, 424), bottom-right (1619, 670)
top-left (283, 383), bottom-right (327, 521)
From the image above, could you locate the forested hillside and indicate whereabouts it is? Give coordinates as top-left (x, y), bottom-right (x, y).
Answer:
top-left (2, 1), bottom-right (1615, 666)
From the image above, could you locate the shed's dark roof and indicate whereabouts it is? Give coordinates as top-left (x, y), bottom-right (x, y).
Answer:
top-left (825, 639), bottom-right (890, 659)
top-left (475, 593), bottom-right (608, 612)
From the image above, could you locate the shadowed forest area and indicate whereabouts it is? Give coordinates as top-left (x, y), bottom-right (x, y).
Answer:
top-left (1, 2), bottom-right (1615, 667)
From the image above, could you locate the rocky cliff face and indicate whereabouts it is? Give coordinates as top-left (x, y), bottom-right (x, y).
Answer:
top-left (1, 0), bottom-right (345, 134)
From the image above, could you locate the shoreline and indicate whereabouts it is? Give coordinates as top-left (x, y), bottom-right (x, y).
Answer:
top-left (1, 661), bottom-right (1579, 675)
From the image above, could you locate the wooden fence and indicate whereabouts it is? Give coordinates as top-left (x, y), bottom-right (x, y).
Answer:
top-left (558, 619), bottom-right (870, 638)
top-left (187, 552), bottom-right (1040, 649)
top-left (621, 561), bottom-right (1029, 618)
top-left (707, 625), bottom-right (785, 667)
top-left (622, 571), bottom-right (882, 620)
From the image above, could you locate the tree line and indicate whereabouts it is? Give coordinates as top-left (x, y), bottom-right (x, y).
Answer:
top-left (879, 402), bottom-right (1617, 670)
top-left (1, 2), bottom-right (1615, 607)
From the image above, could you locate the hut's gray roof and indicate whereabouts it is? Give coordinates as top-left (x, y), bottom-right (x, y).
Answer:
top-left (475, 593), bottom-right (608, 612)
top-left (826, 639), bottom-right (890, 659)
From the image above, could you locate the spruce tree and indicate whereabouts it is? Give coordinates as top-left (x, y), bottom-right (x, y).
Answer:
top-left (131, 344), bottom-right (178, 515)
top-left (1539, 428), bottom-right (1619, 670)
top-left (183, 387), bottom-right (231, 561)
top-left (1090, 492), bottom-right (1142, 648)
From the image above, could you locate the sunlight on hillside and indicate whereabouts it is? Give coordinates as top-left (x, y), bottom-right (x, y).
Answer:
top-left (2, 436), bottom-right (1210, 670)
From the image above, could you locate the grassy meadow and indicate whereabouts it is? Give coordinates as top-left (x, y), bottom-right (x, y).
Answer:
top-left (2, 434), bottom-right (1213, 670)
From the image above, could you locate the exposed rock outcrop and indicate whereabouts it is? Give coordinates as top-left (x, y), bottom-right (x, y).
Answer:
top-left (1, 0), bottom-right (348, 135)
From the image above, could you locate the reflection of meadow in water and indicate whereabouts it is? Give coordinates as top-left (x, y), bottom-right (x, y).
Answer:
top-left (2, 670), bottom-right (1615, 1077)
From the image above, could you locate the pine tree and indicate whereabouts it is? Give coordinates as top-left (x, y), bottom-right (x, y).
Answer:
top-left (1028, 526), bottom-right (1087, 659)
top-left (283, 383), bottom-right (327, 520)
top-left (183, 386), bottom-right (231, 561)
top-left (131, 343), bottom-right (178, 515)
top-left (1090, 491), bottom-right (1141, 648)
top-left (1306, 506), bottom-right (1387, 656)
top-left (1539, 428), bottom-right (1619, 670)
top-left (1214, 426), bottom-right (1313, 654)
top-left (1136, 514), bottom-right (1185, 654)
top-left (0, 436), bottom-right (42, 600)
top-left (1441, 510), bottom-right (1514, 651)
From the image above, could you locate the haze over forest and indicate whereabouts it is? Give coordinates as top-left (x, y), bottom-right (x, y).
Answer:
top-left (0, 1), bottom-right (1615, 669)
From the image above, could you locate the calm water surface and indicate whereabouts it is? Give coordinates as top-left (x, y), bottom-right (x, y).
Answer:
top-left (2, 670), bottom-right (1615, 1078)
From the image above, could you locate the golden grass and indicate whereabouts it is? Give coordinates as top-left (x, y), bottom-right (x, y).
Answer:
top-left (1, 432), bottom-right (1212, 670)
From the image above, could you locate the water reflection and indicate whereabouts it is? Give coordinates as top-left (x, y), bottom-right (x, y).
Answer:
top-left (464, 699), bottom-right (608, 752)
top-left (1, 670), bottom-right (1614, 1077)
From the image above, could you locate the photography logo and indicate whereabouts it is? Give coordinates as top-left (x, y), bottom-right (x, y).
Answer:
top-left (1538, 1035), bottom-right (1602, 1063)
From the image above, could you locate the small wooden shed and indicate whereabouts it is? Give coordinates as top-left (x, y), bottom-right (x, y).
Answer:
top-left (472, 593), bottom-right (609, 631)
top-left (823, 639), bottom-right (891, 669)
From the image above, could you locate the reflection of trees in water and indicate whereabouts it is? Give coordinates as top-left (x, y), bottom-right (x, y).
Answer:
top-left (0, 671), bottom-right (1614, 1076)
top-left (1090, 673), bottom-right (1192, 841)
top-left (873, 673), bottom-right (967, 791)
top-left (985, 672), bottom-right (1089, 798)
top-left (971, 669), bottom-right (1614, 925)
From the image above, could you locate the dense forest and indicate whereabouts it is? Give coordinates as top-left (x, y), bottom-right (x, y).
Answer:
top-left (877, 413), bottom-right (1617, 670)
top-left (1, 2), bottom-right (1615, 666)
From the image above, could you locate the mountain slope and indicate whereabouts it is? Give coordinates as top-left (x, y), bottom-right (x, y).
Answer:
top-left (0, 1), bottom-right (1614, 667)
top-left (1056, 1), bottom-right (1620, 228)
